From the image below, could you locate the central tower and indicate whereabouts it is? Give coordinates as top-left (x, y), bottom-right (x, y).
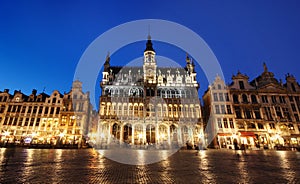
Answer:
top-left (143, 35), bottom-right (157, 83)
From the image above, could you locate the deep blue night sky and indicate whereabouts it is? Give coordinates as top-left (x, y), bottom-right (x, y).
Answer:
top-left (0, 1), bottom-right (300, 109)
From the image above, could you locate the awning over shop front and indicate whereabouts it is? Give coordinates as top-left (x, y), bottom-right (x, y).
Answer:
top-left (218, 133), bottom-right (232, 136)
top-left (291, 134), bottom-right (300, 138)
top-left (239, 131), bottom-right (256, 137)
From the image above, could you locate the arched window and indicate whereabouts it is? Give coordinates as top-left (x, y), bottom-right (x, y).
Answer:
top-left (134, 104), bottom-right (139, 116)
top-left (233, 94), bottom-right (239, 104)
top-left (251, 95), bottom-right (257, 103)
top-left (182, 126), bottom-right (188, 134)
top-left (104, 88), bottom-right (110, 96)
top-left (162, 90), bottom-right (166, 98)
top-left (171, 89), bottom-right (176, 98)
top-left (242, 94), bottom-right (248, 103)
top-left (112, 123), bottom-right (120, 139)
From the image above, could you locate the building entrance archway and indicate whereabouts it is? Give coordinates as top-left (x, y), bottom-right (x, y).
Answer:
top-left (146, 124), bottom-right (156, 144)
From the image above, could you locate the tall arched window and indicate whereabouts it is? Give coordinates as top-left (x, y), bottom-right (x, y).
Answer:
top-left (242, 94), bottom-right (248, 103)
top-left (233, 94), bottom-right (239, 104)
top-left (251, 95), bottom-right (257, 103)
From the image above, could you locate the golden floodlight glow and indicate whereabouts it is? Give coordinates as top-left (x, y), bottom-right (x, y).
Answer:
top-left (3, 131), bottom-right (10, 136)
top-left (138, 133), bottom-right (143, 139)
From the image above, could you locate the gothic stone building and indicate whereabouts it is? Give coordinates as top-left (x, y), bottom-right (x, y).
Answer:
top-left (0, 80), bottom-right (92, 147)
top-left (203, 63), bottom-right (300, 149)
top-left (97, 36), bottom-right (203, 149)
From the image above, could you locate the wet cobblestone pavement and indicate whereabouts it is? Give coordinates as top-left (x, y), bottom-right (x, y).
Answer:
top-left (1, 148), bottom-right (300, 183)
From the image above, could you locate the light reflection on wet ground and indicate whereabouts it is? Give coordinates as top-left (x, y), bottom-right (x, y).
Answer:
top-left (1, 148), bottom-right (300, 183)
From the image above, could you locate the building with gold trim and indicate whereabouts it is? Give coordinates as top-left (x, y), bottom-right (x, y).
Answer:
top-left (0, 80), bottom-right (92, 147)
top-left (97, 36), bottom-right (203, 149)
top-left (203, 63), bottom-right (300, 150)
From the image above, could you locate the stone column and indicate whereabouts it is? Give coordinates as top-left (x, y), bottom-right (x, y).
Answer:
top-left (178, 126), bottom-right (182, 146)
top-left (167, 125), bottom-right (171, 147)
top-left (143, 124), bottom-right (146, 145)
top-left (107, 123), bottom-right (111, 145)
top-left (155, 124), bottom-right (159, 147)
top-left (120, 125), bottom-right (124, 144)
top-left (189, 127), bottom-right (195, 148)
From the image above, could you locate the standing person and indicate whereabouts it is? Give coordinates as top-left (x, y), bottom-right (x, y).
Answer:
top-left (240, 143), bottom-right (247, 154)
top-left (233, 139), bottom-right (239, 154)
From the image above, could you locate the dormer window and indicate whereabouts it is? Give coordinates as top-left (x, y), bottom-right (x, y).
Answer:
top-left (239, 81), bottom-right (245, 89)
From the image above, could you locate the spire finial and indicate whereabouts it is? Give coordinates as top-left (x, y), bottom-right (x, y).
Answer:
top-left (148, 25), bottom-right (151, 40)
top-left (105, 51), bottom-right (110, 63)
top-left (186, 53), bottom-right (190, 63)
top-left (263, 62), bottom-right (268, 72)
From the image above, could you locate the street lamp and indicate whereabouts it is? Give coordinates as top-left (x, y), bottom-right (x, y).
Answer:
top-left (59, 132), bottom-right (65, 138)
top-left (3, 131), bottom-right (10, 136)
top-left (197, 132), bottom-right (204, 150)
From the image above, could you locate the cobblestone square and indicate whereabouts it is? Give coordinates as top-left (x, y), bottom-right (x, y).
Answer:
top-left (1, 148), bottom-right (300, 183)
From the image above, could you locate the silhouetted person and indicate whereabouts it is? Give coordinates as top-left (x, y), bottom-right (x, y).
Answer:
top-left (233, 139), bottom-right (239, 154)
top-left (241, 144), bottom-right (247, 154)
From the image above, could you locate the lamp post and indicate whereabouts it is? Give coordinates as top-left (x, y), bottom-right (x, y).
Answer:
top-left (59, 132), bottom-right (65, 146)
top-left (197, 132), bottom-right (204, 150)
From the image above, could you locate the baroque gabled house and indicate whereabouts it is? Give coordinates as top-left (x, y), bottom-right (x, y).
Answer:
top-left (202, 75), bottom-right (235, 149)
top-left (0, 81), bottom-right (92, 147)
top-left (97, 36), bottom-right (203, 149)
top-left (203, 63), bottom-right (300, 149)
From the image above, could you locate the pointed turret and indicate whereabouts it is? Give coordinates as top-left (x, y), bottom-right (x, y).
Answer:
top-left (104, 52), bottom-right (110, 72)
top-left (186, 53), bottom-right (191, 64)
top-left (185, 53), bottom-right (195, 73)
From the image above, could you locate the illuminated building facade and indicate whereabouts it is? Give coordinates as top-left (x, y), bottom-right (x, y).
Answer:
top-left (98, 36), bottom-right (203, 149)
top-left (203, 64), bottom-right (300, 149)
top-left (0, 80), bottom-right (92, 147)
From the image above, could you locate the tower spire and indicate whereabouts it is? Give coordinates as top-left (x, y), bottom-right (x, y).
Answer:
top-left (148, 25), bottom-right (151, 40)
top-left (145, 34), bottom-right (154, 52)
